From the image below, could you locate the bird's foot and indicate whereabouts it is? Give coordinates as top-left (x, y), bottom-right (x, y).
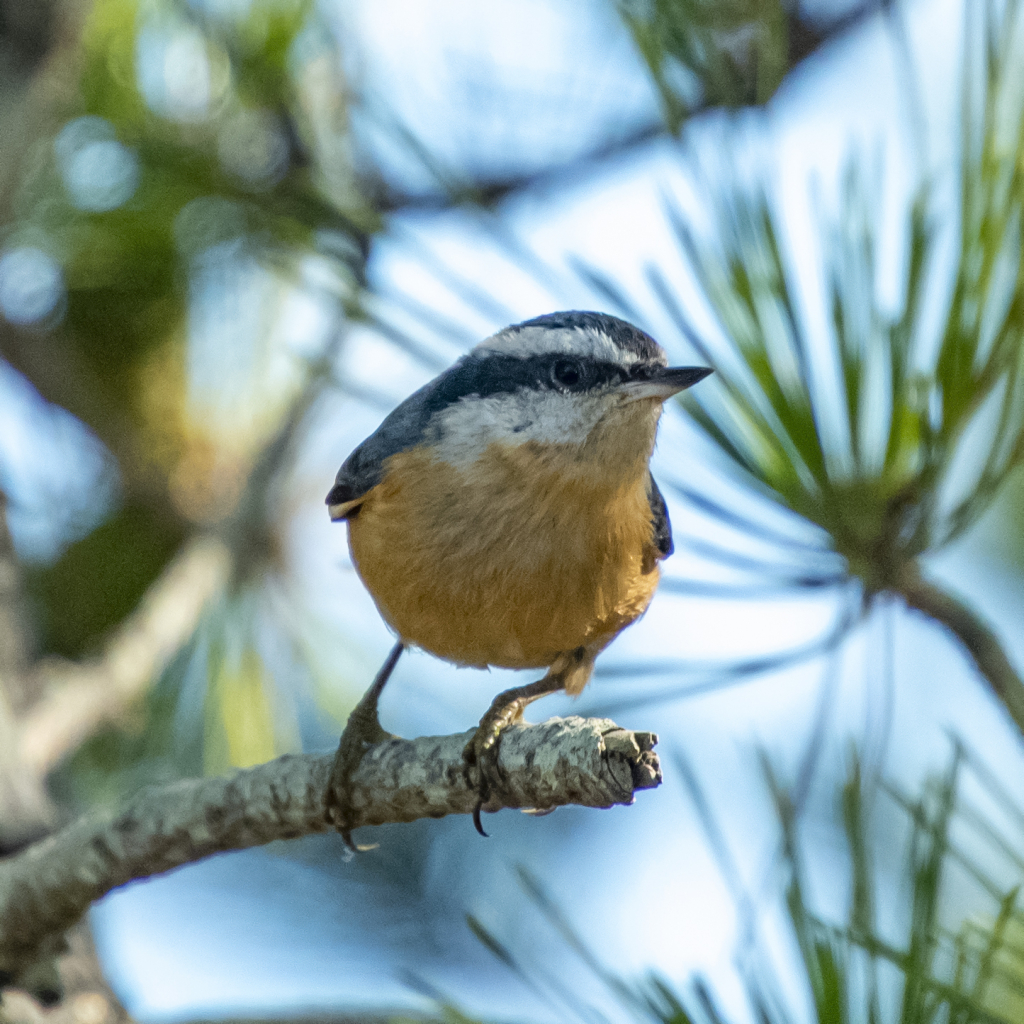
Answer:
top-left (463, 671), bottom-right (569, 836)
top-left (326, 699), bottom-right (395, 850)
top-left (462, 691), bottom-right (531, 836)
top-left (325, 647), bottom-right (407, 850)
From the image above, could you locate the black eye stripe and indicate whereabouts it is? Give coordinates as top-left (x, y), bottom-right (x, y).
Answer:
top-left (333, 340), bottom-right (667, 503)
top-left (424, 355), bottom-right (630, 414)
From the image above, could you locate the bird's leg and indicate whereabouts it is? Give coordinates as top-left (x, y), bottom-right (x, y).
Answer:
top-left (325, 641), bottom-right (404, 849)
top-left (465, 648), bottom-right (588, 836)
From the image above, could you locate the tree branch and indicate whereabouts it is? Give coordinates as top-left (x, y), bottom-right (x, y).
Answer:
top-left (0, 716), bottom-right (660, 994)
top-left (898, 563), bottom-right (1024, 737)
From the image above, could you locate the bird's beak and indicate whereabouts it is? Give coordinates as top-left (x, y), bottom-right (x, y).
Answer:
top-left (619, 365), bottom-right (713, 403)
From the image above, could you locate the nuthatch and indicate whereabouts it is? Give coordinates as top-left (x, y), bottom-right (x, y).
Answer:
top-left (324, 311), bottom-right (711, 841)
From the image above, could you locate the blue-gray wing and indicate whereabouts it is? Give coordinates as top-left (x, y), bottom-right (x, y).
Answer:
top-left (325, 348), bottom-right (558, 518)
top-left (647, 474), bottom-right (673, 560)
top-left (325, 379), bottom-right (440, 520)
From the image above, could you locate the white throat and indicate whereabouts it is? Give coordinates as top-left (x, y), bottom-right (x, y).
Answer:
top-left (427, 388), bottom-right (663, 480)
top-left (428, 390), bottom-right (607, 468)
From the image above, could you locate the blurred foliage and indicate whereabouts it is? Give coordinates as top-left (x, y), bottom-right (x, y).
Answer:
top-left (1, 0), bottom-right (367, 663)
top-left (976, 463), bottom-right (1024, 575)
top-left (648, 0), bottom-right (1024, 595)
top-left (5, 0), bottom-right (1009, 792)
top-left (0, 0), bottom-right (382, 796)
top-left (615, 0), bottom-right (869, 132)
top-left (619, 0), bottom-right (790, 128)
top-left (23, 500), bottom-right (184, 659)
top-left (414, 748), bottom-right (1024, 1024)
top-left (13, 0), bottom-right (367, 401)
top-left (51, 579), bottom-right (306, 808)
top-left (49, 628), bottom-right (207, 809)
top-left (5, 0), bottom-right (1024, 1016)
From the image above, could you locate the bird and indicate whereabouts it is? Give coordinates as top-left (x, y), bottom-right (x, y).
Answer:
top-left (324, 311), bottom-right (711, 844)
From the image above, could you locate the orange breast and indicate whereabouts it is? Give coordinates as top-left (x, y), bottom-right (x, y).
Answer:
top-left (346, 442), bottom-right (661, 672)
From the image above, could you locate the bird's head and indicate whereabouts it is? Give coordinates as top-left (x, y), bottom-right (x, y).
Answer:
top-left (425, 311), bottom-right (712, 479)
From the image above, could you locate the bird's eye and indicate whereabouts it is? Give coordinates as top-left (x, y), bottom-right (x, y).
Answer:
top-left (551, 359), bottom-right (582, 389)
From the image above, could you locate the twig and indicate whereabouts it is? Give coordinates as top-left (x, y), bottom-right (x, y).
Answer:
top-left (0, 716), bottom-right (659, 993)
top-left (897, 563), bottom-right (1024, 738)
top-left (17, 536), bottom-right (232, 777)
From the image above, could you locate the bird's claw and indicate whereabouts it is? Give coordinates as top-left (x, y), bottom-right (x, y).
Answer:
top-left (325, 704), bottom-right (394, 851)
top-left (463, 700), bottom-right (523, 837)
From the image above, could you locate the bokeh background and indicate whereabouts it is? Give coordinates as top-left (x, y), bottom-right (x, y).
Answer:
top-left (5, 0), bottom-right (1024, 1021)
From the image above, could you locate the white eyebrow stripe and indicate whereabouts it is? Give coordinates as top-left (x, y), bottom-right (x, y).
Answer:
top-left (473, 326), bottom-right (645, 367)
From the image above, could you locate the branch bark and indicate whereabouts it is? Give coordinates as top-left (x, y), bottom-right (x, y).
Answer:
top-left (0, 716), bottom-right (660, 994)
top-left (898, 563), bottom-right (1024, 737)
